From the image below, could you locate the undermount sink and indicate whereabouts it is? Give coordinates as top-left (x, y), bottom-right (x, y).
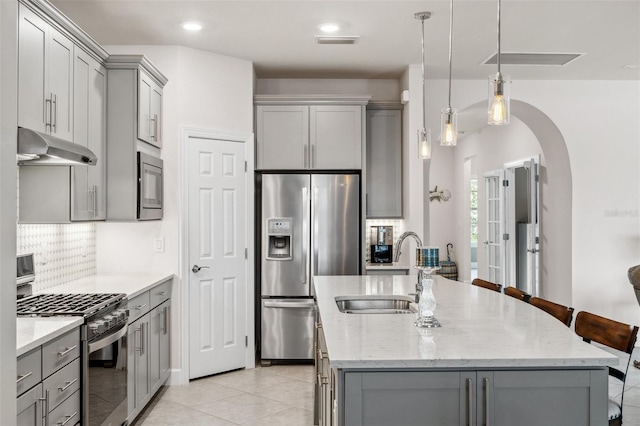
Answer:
top-left (335, 295), bottom-right (416, 314)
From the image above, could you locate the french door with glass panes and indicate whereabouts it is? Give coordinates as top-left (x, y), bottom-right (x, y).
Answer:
top-left (483, 170), bottom-right (507, 285)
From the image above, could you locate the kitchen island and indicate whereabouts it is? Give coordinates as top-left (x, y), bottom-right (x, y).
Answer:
top-left (313, 275), bottom-right (617, 426)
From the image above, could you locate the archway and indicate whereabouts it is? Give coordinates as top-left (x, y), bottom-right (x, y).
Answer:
top-left (454, 99), bottom-right (572, 303)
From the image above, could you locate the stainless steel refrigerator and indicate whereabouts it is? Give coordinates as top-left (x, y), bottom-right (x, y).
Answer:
top-left (260, 173), bottom-right (360, 361)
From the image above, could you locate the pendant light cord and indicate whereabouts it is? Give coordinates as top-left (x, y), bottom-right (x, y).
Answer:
top-left (421, 16), bottom-right (427, 130)
top-left (447, 0), bottom-right (454, 108)
top-left (497, 0), bottom-right (501, 74)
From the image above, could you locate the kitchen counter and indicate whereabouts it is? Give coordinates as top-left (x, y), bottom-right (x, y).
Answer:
top-left (17, 317), bottom-right (83, 356)
top-left (35, 273), bottom-right (175, 299)
top-left (313, 274), bottom-right (617, 369)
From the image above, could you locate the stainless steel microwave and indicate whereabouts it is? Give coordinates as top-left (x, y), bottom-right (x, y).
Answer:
top-left (137, 151), bottom-right (163, 220)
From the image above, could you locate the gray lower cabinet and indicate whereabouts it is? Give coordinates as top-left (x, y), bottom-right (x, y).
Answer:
top-left (127, 279), bottom-right (172, 424)
top-left (339, 369), bottom-right (607, 426)
top-left (16, 328), bottom-right (81, 426)
top-left (365, 106), bottom-right (402, 218)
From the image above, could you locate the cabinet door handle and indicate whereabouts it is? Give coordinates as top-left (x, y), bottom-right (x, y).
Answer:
top-left (311, 144), bottom-right (316, 168)
top-left (304, 144), bottom-right (308, 168)
top-left (58, 378), bottom-right (78, 392)
top-left (140, 322), bottom-right (145, 356)
top-left (466, 378), bottom-right (473, 426)
top-left (45, 95), bottom-right (52, 130)
top-left (57, 345), bottom-right (78, 357)
top-left (154, 113), bottom-right (159, 140)
top-left (94, 185), bottom-right (98, 216)
top-left (163, 305), bottom-right (169, 335)
top-left (39, 389), bottom-right (50, 426)
top-left (483, 377), bottom-right (490, 426)
top-left (16, 371), bottom-right (32, 383)
top-left (135, 304), bottom-right (147, 311)
top-left (57, 411), bottom-right (77, 426)
top-left (52, 93), bottom-right (57, 132)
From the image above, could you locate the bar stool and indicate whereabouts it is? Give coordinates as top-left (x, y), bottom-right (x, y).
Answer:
top-left (471, 278), bottom-right (502, 293)
top-left (504, 286), bottom-right (531, 302)
top-left (528, 297), bottom-right (574, 327)
top-left (575, 311), bottom-right (639, 426)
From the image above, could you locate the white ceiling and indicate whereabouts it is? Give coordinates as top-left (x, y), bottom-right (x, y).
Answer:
top-left (51, 0), bottom-right (640, 80)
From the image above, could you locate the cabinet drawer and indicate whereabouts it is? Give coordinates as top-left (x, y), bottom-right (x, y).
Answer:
top-left (47, 390), bottom-right (80, 426)
top-left (17, 347), bottom-right (41, 396)
top-left (43, 358), bottom-right (80, 412)
top-left (129, 291), bottom-right (150, 322)
top-left (42, 329), bottom-right (80, 378)
top-left (150, 279), bottom-right (172, 308)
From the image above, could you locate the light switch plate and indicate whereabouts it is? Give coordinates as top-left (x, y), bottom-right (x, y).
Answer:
top-left (154, 237), bottom-right (165, 253)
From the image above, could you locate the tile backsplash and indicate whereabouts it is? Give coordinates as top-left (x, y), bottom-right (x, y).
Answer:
top-left (17, 223), bottom-right (97, 292)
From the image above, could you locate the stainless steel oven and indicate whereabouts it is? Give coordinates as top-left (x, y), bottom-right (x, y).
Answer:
top-left (86, 314), bottom-right (128, 426)
top-left (137, 151), bottom-right (163, 220)
top-left (17, 293), bottom-right (129, 426)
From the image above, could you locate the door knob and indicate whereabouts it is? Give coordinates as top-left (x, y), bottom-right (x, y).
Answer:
top-left (192, 265), bottom-right (210, 273)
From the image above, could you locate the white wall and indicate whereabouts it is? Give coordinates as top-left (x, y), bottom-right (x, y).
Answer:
top-left (424, 78), bottom-right (640, 325)
top-left (97, 45), bottom-right (254, 377)
top-left (256, 78), bottom-right (400, 101)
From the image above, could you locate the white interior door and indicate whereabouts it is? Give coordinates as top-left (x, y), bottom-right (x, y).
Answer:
top-left (483, 170), bottom-right (506, 284)
top-left (187, 135), bottom-right (247, 379)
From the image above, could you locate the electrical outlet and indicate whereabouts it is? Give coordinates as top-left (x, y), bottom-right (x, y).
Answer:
top-left (154, 237), bottom-right (165, 253)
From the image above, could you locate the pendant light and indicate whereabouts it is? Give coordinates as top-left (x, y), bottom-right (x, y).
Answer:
top-left (440, 0), bottom-right (457, 146)
top-left (488, 0), bottom-right (510, 125)
top-left (415, 12), bottom-right (432, 160)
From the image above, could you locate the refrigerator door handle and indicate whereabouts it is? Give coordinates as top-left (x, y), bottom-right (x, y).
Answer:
top-left (302, 186), bottom-right (309, 286)
top-left (312, 186), bottom-right (319, 278)
top-left (264, 300), bottom-right (317, 309)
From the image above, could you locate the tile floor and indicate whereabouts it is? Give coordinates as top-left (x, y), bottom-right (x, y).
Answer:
top-left (132, 364), bottom-right (315, 426)
top-left (133, 354), bottom-right (640, 426)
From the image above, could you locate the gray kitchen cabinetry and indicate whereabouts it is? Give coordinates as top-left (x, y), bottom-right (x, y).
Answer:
top-left (255, 96), bottom-right (369, 170)
top-left (338, 369), bottom-right (606, 426)
top-left (127, 278), bottom-right (173, 424)
top-left (105, 55), bottom-right (167, 221)
top-left (71, 47), bottom-right (107, 221)
top-left (106, 55), bottom-right (167, 150)
top-left (365, 105), bottom-right (402, 218)
top-left (17, 328), bottom-right (81, 426)
top-left (18, 2), bottom-right (73, 142)
top-left (17, 0), bottom-right (109, 224)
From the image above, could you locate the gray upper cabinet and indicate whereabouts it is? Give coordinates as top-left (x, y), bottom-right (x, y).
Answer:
top-left (17, 0), bottom-right (109, 224)
top-left (366, 105), bottom-right (402, 218)
top-left (106, 55), bottom-right (166, 150)
top-left (138, 69), bottom-right (164, 148)
top-left (18, 3), bottom-right (74, 141)
top-left (72, 47), bottom-right (107, 221)
top-left (255, 96), bottom-right (369, 170)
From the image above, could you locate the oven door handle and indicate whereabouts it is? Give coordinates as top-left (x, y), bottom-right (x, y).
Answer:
top-left (88, 323), bottom-right (128, 353)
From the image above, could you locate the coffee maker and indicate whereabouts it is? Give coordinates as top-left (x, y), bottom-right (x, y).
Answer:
top-left (370, 226), bottom-right (393, 263)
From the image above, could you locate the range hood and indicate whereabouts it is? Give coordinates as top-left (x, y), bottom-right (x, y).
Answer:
top-left (17, 127), bottom-right (97, 166)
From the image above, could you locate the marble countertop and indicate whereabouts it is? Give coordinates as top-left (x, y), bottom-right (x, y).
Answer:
top-left (17, 273), bottom-right (174, 353)
top-left (314, 275), bottom-right (618, 369)
top-left (17, 317), bottom-right (84, 357)
top-left (34, 273), bottom-right (175, 299)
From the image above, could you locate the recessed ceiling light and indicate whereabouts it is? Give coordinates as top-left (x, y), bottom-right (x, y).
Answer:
top-left (319, 23), bottom-right (340, 33)
top-left (622, 64), bottom-right (639, 69)
top-left (181, 21), bottom-right (203, 32)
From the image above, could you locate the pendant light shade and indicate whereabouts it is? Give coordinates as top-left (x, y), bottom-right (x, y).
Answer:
top-left (440, 0), bottom-right (457, 146)
top-left (415, 11), bottom-right (431, 159)
top-left (488, 0), bottom-right (510, 125)
top-left (418, 128), bottom-right (432, 159)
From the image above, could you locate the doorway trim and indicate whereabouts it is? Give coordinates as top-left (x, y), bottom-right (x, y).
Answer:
top-left (179, 126), bottom-right (255, 385)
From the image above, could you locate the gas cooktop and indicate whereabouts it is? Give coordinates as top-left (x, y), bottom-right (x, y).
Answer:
top-left (17, 293), bottom-right (126, 317)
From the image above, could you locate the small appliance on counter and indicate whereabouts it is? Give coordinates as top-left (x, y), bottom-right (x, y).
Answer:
top-left (370, 226), bottom-right (394, 263)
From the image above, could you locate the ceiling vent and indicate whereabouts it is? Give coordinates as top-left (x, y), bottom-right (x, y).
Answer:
top-left (482, 52), bottom-right (583, 66)
top-left (316, 36), bottom-right (359, 45)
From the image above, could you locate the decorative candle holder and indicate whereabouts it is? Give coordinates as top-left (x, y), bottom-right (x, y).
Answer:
top-left (414, 266), bottom-right (442, 328)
